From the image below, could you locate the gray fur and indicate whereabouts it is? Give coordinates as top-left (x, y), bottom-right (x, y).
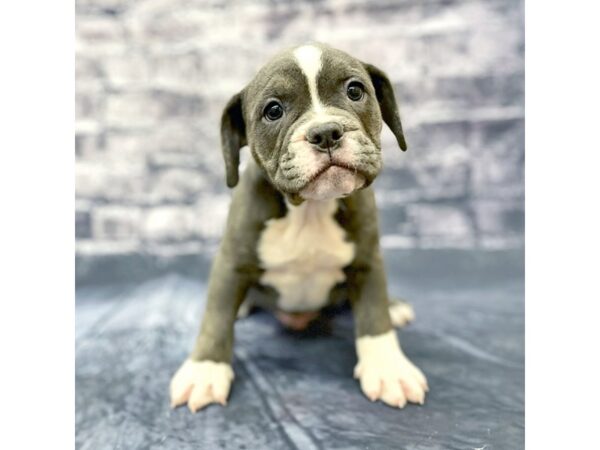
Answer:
top-left (190, 43), bottom-right (407, 364)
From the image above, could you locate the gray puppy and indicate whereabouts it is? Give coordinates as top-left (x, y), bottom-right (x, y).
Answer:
top-left (170, 43), bottom-right (428, 412)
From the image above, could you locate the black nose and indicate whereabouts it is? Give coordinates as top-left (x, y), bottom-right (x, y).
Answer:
top-left (307, 122), bottom-right (344, 152)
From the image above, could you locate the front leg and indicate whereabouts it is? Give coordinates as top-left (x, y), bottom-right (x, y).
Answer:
top-left (170, 250), bottom-right (251, 412)
top-left (170, 162), bottom-right (284, 412)
top-left (348, 252), bottom-right (428, 408)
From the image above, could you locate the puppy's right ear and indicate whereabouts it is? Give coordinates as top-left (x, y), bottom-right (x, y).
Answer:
top-left (220, 92), bottom-right (247, 188)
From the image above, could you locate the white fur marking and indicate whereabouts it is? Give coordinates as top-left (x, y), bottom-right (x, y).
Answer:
top-left (170, 359), bottom-right (234, 412)
top-left (354, 330), bottom-right (428, 407)
top-left (293, 45), bottom-right (325, 113)
top-left (389, 301), bottom-right (415, 327)
top-left (258, 199), bottom-right (355, 311)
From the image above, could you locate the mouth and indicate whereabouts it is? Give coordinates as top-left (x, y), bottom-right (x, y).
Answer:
top-left (307, 161), bottom-right (363, 184)
top-left (299, 161), bottom-right (367, 200)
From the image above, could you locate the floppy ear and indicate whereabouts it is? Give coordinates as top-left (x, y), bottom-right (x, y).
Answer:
top-left (363, 63), bottom-right (407, 151)
top-left (220, 92), bottom-right (247, 187)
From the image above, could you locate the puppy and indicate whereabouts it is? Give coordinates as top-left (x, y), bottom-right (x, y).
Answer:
top-left (170, 43), bottom-right (428, 412)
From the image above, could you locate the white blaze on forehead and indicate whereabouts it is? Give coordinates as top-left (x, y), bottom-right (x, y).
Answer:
top-left (293, 45), bottom-right (325, 113)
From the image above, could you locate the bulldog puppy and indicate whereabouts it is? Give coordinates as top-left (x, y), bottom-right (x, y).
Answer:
top-left (170, 43), bottom-right (428, 412)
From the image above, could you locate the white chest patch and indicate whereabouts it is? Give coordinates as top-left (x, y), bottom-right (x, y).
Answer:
top-left (257, 199), bottom-right (355, 312)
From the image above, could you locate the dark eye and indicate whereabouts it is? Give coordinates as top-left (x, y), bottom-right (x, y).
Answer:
top-left (346, 81), bottom-right (364, 101)
top-left (263, 101), bottom-right (284, 121)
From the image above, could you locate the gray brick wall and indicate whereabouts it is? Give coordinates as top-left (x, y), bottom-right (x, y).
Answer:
top-left (76, 0), bottom-right (524, 281)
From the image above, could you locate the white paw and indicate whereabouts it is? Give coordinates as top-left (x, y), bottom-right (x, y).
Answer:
top-left (169, 359), bottom-right (234, 412)
top-left (354, 330), bottom-right (428, 408)
top-left (389, 300), bottom-right (415, 327)
top-left (237, 299), bottom-right (253, 319)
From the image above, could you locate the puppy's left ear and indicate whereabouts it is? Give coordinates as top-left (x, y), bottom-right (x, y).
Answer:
top-left (363, 63), bottom-right (408, 151)
top-left (220, 91), bottom-right (247, 188)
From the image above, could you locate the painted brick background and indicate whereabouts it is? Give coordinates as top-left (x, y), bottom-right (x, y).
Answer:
top-left (75, 0), bottom-right (524, 283)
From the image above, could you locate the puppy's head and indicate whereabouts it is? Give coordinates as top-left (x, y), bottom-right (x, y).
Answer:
top-left (221, 43), bottom-right (407, 203)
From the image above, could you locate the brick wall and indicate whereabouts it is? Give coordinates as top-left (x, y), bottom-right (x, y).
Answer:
top-left (75, 0), bottom-right (524, 282)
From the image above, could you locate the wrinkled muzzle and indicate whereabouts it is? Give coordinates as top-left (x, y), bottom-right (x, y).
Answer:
top-left (274, 112), bottom-right (382, 200)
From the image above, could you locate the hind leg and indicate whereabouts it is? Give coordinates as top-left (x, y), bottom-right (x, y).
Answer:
top-left (389, 298), bottom-right (415, 328)
top-left (236, 298), bottom-right (254, 319)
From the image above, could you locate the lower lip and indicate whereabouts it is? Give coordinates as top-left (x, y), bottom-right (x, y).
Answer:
top-left (300, 165), bottom-right (366, 200)
top-left (312, 164), bottom-right (355, 181)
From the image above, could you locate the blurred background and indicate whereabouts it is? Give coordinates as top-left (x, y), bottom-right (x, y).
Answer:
top-left (75, 0), bottom-right (524, 285)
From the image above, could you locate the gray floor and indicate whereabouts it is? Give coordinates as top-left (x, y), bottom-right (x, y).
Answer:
top-left (76, 250), bottom-right (524, 450)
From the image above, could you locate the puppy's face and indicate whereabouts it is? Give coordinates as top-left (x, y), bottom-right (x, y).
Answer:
top-left (221, 44), bottom-right (407, 203)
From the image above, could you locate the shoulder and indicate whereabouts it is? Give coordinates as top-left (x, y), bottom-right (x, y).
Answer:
top-left (229, 160), bottom-right (287, 224)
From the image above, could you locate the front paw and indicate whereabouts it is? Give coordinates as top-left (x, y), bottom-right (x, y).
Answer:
top-left (389, 299), bottom-right (415, 328)
top-left (169, 359), bottom-right (234, 412)
top-left (354, 330), bottom-right (428, 408)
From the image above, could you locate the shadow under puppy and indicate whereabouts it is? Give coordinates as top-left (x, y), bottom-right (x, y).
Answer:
top-left (170, 43), bottom-right (428, 412)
